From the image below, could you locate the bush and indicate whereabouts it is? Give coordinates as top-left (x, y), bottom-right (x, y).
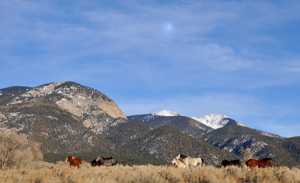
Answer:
top-left (0, 128), bottom-right (43, 170)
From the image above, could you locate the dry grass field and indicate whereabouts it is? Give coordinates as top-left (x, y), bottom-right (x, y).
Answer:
top-left (0, 161), bottom-right (299, 183)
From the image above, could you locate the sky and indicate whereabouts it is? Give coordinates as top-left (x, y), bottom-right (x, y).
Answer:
top-left (1, 0), bottom-right (300, 137)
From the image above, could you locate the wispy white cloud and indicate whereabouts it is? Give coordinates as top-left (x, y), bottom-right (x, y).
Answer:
top-left (257, 109), bottom-right (300, 137)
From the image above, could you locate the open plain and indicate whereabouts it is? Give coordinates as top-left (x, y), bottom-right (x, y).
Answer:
top-left (0, 162), bottom-right (299, 183)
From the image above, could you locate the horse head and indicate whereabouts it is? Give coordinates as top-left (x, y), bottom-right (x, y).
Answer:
top-left (176, 153), bottom-right (188, 159)
top-left (66, 156), bottom-right (71, 162)
top-left (268, 158), bottom-right (274, 166)
top-left (172, 159), bottom-right (177, 167)
top-left (96, 156), bottom-right (101, 162)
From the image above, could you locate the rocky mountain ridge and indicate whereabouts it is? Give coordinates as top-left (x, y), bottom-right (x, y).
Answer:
top-left (128, 110), bottom-right (282, 139)
top-left (128, 110), bottom-right (300, 167)
top-left (0, 82), bottom-right (129, 153)
top-left (0, 86), bottom-right (31, 99)
top-left (1, 82), bottom-right (299, 167)
top-left (1, 82), bottom-right (127, 134)
top-left (129, 110), bottom-right (246, 130)
top-left (192, 113), bottom-right (247, 129)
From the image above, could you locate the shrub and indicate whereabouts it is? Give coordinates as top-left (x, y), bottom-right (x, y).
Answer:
top-left (0, 162), bottom-right (299, 183)
top-left (0, 128), bottom-right (43, 170)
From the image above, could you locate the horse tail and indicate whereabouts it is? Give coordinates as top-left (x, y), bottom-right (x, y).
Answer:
top-left (202, 158), bottom-right (204, 166)
top-left (79, 158), bottom-right (82, 165)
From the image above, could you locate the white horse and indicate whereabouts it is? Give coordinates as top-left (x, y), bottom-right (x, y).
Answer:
top-left (176, 153), bottom-right (203, 167)
top-left (172, 158), bottom-right (186, 168)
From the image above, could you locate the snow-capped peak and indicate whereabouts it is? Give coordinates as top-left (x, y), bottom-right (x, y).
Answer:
top-left (192, 113), bottom-right (245, 129)
top-left (153, 110), bottom-right (180, 117)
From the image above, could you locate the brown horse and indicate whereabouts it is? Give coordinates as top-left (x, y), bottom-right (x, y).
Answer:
top-left (221, 159), bottom-right (241, 167)
top-left (91, 159), bottom-right (100, 167)
top-left (246, 158), bottom-right (274, 168)
top-left (66, 156), bottom-right (82, 169)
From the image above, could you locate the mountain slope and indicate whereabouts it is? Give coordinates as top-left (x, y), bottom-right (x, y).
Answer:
top-left (121, 124), bottom-right (239, 166)
top-left (0, 81), bottom-right (128, 153)
top-left (127, 110), bottom-right (212, 137)
top-left (0, 86), bottom-right (32, 99)
top-left (192, 113), bottom-right (246, 129)
top-left (202, 126), bottom-right (298, 167)
top-left (281, 136), bottom-right (300, 167)
top-left (0, 104), bottom-right (110, 153)
top-left (0, 82), bottom-right (127, 133)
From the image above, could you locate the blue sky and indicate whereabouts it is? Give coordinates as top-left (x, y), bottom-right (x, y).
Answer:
top-left (1, 0), bottom-right (300, 137)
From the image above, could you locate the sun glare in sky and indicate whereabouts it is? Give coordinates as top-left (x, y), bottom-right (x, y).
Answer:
top-left (163, 22), bottom-right (174, 34)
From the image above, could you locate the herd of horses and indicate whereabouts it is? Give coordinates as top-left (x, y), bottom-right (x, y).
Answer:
top-left (65, 155), bottom-right (118, 169)
top-left (66, 153), bottom-right (274, 169)
top-left (221, 158), bottom-right (274, 168)
top-left (172, 154), bottom-right (274, 169)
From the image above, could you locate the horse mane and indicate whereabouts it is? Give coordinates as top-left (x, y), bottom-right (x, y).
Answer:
top-left (179, 154), bottom-right (188, 159)
top-left (262, 158), bottom-right (272, 161)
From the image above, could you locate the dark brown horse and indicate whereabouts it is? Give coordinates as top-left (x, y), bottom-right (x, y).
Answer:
top-left (246, 158), bottom-right (274, 168)
top-left (91, 159), bottom-right (100, 167)
top-left (66, 156), bottom-right (82, 169)
top-left (221, 159), bottom-right (241, 167)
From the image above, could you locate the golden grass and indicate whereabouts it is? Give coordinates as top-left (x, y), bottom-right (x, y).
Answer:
top-left (0, 162), bottom-right (299, 183)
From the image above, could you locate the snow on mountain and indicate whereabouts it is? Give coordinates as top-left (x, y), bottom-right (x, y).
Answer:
top-left (192, 113), bottom-right (246, 129)
top-left (153, 110), bottom-right (180, 117)
top-left (129, 110), bottom-right (246, 130)
top-left (128, 110), bottom-right (181, 124)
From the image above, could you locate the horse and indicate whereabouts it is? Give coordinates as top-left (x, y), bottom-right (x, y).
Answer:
top-left (221, 159), bottom-right (241, 167)
top-left (66, 156), bottom-right (82, 169)
top-left (246, 158), bottom-right (274, 168)
top-left (91, 159), bottom-right (100, 167)
top-left (172, 158), bottom-right (186, 168)
top-left (176, 153), bottom-right (204, 167)
top-left (96, 155), bottom-right (118, 166)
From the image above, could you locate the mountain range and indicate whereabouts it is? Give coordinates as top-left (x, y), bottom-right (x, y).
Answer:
top-left (0, 82), bottom-right (299, 167)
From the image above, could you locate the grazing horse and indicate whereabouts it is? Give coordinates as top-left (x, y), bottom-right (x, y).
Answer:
top-left (66, 156), bottom-right (82, 169)
top-left (96, 155), bottom-right (118, 166)
top-left (246, 158), bottom-right (274, 168)
top-left (176, 154), bottom-right (203, 167)
top-left (221, 159), bottom-right (241, 167)
top-left (172, 158), bottom-right (186, 168)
